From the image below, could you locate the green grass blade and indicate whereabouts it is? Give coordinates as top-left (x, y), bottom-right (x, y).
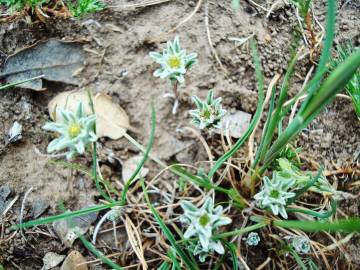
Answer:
top-left (223, 241), bottom-right (239, 270)
top-left (208, 39), bottom-right (264, 178)
top-left (0, 75), bottom-right (44, 90)
top-left (167, 248), bottom-right (182, 270)
top-left (273, 218), bottom-right (360, 232)
top-left (120, 102), bottom-right (156, 205)
top-left (12, 202), bottom-right (120, 230)
top-left (262, 49), bottom-right (360, 170)
top-left (252, 85), bottom-right (276, 169)
top-left (212, 222), bottom-right (266, 239)
top-left (171, 165), bottom-right (245, 208)
top-left (288, 247), bottom-right (307, 270)
top-left (157, 261), bottom-right (171, 270)
top-left (86, 89), bottom-right (115, 202)
top-left (287, 200), bottom-right (337, 219)
top-left (287, 168), bottom-right (323, 204)
top-left (258, 51), bottom-right (298, 163)
top-left (298, 0), bottom-right (336, 113)
top-left (141, 179), bottom-right (199, 270)
top-left (79, 235), bottom-right (124, 269)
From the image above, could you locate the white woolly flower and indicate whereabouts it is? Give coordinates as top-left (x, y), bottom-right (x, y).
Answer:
top-left (180, 197), bottom-right (231, 260)
top-left (254, 173), bottom-right (296, 219)
top-left (43, 102), bottom-right (97, 160)
top-left (246, 232), bottom-right (260, 246)
top-left (189, 90), bottom-right (226, 130)
top-left (292, 236), bottom-right (311, 254)
top-left (190, 239), bottom-right (225, 263)
top-left (149, 36), bottom-right (197, 84)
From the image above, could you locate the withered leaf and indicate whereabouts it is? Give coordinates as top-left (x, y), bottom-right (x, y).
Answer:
top-left (0, 39), bottom-right (85, 91)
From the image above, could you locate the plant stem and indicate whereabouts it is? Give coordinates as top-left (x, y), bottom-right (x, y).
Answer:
top-left (212, 222), bottom-right (266, 239)
top-left (0, 75), bottom-right (44, 90)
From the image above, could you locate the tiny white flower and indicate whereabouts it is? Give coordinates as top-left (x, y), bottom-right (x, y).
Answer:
top-left (254, 173), bottom-right (296, 219)
top-left (190, 90), bottom-right (226, 130)
top-left (180, 197), bottom-right (231, 258)
top-left (190, 239), bottom-right (225, 262)
top-left (106, 206), bottom-right (122, 222)
top-left (43, 102), bottom-right (97, 160)
top-left (246, 232), bottom-right (260, 246)
top-left (149, 36), bottom-right (197, 84)
top-left (292, 236), bottom-right (311, 254)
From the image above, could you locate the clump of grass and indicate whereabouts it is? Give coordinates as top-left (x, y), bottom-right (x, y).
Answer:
top-left (0, 0), bottom-right (47, 12)
top-left (330, 41), bottom-right (360, 119)
top-left (0, 0), bottom-right (104, 18)
top-left (67, 0), bottom-right (104, 17)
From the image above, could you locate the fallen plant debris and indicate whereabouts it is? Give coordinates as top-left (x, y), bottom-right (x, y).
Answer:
top-left (0, 39), bottom-right (85, 91)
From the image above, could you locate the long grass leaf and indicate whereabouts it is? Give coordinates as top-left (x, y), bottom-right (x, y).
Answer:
top-left (298, 0), bottom-right (336, 113)
top-left (223, 241), bottom-right (239, 270)
top-left (262, 49), bottom-right (360, 169)
top-left (141, 179), bottom-right (199, 270)
top-left (0, 75), bottom-right (44, 90)
top-left (12, 202), bottom-right (120, 230)
top-left (208, 39), bottom-right (264, 178)
top-left (120, 103), bottom-right (156, 205)
top-left (79, 235), bottom-right (124, 269)
top-left (273, 218), bottom-right (360, 232)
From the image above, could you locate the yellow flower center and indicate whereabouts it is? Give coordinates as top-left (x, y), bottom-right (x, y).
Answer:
top-left (201, 109), bottom-right (212, 119)
top-left (199, 214), bottom-right (210, 227)
top-left (167, 56), bottom-right (181, 69)
top-left (68, 123), bottom-right (81, 138)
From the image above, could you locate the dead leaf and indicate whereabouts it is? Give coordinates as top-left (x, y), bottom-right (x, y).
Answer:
top-left (60, 251), bottom-right (87, 270)
top-left (0, 39), bottom-right (85, 91)
top-left (125, 215), bottom-right (148, 270)
top-left (48, 90), bottom-right (130, 139)
top-left (42, 252), bottom-right (65, 270)
top-left (122, 155), bottom-right (149, 183)
top-left (94, 93), bottom-right (130, 139)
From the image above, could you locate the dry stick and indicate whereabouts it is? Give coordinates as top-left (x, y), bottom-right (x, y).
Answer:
top-left (265, 0), bottom-right (283, 18)
top-left (255, 257), bottom-right (271, 270)
top-left (108, 0), bottom-right (172, 9)
top-left (204, 1), bottom-right (228, 75)
top-left (247, 0), bottom-right (269, 12)
top-left (19, 187), bottom-right (33, 243)
top-left (168, 0), bottom-right (203, 33)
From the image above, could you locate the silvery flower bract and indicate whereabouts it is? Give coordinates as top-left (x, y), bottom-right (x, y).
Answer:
top-left (180, 197), bottom-right (231, 261)
top-left (277, 158), bottom-right (335, 195)
top-left (149, 36), bottom-right (197, 84)
top-left (292, 236), bottom-right (310, 254)
top-left (189, 239), bottom-right (225, 263)
top-left (246, 232), bottom-right (260, 246)
top-left (254, 173), bottom-right (296, 219)
top-left (190, 90), bottom-right (226, 129)
top-left (43, 102), bottom-right (97, 160)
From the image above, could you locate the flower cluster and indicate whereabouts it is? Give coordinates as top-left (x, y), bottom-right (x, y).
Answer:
top-left (149, 36), bottom-right (197, 84)
top-left (246, 232), bottom-right (260, 246)
top-left (43, 102), bottom-right (97, 160)
top-left (190, 90), bottom-right (226, 130)
top-left (254, 173), bottom-right (296, 219)
top-left (180, 197), bottom-right (232, 262)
